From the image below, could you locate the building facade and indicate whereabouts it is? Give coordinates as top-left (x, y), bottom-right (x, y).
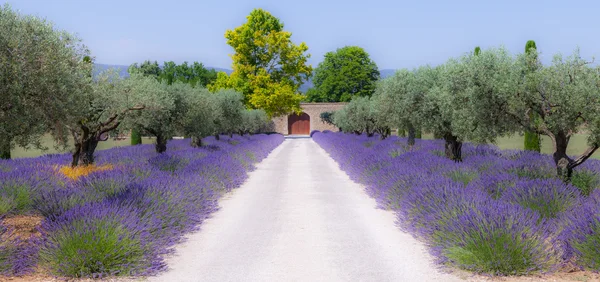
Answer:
top-left (271, 103), bottom-right (346, 135)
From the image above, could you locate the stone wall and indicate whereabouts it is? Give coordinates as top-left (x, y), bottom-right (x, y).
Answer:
top-left (272, 103), bottom-right (347, 135)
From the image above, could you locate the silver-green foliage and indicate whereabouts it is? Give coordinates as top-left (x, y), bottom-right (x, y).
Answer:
top-left (0, 4), bottom-right (90, 156)
top-left (504, 49), bottom-right (600, 178)
top-left (180, 86), bottom-right (219, 142)
top-left (239, 109), bottom-right (270, 135)
top-left (64, 71), bottom-right (168, 166)
top-left (333, 96), bottom-right (386, 136)
top-left (212, 89), bottom-right (245, 136)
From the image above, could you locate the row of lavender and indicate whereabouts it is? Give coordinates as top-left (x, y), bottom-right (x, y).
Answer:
top-left (0, 134), bottom-right (283, 277)
top-left (312, 131), bottom-right (600, 276)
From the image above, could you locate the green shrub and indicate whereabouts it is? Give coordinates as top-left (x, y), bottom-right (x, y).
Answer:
top-left (571, 170), bottom-right (599, 197)
top-left (447, 170), bottom-right (479, 186)
top-left (40, 204), bottom-right (149, 277)
top-left (572, 225), bottom-right (600, 271)
top-left (444, 232), bottom-right (539, 275)
top-left (363, 141), bottom-right (375, 148)
top-left (524, 131), bottom-right (540, 152)
top-left (0, 182), bottom-right (33, 214)
top-left (130, 129), bottom-right (142, 145)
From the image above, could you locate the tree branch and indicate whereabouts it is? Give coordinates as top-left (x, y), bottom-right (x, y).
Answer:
top-left (100, 105), bottom-right (145, 128)
top-left (570, 144), bottom-right (599, 169)
top-left (97, 105), bottom-right (144, 135)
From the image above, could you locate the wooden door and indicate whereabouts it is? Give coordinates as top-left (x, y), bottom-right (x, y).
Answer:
top-left (288, 113), bottom-right (310, 135)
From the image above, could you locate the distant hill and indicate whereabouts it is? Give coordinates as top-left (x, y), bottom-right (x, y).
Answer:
top-left (93, 64), bottom-right (130, 78)
top-left (94, 63), bottom-right (397, 93)
top-left (379, 69), bottom-right (396, 78)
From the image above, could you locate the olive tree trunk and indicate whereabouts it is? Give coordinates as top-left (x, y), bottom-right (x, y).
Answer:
top-left (191, 136), bottom-right (203, 148)
top-left (550, 130), bottom-right (598, 182)
top-left (444, 134), bottom-right (463, 162)
top-left (155, 133), bottom-right (167, 153)
top-left (71, 136), bottom-right (99, 167)
top-left (0, 139), bottom-right (11, 160)
top-left (407, 124), bottom-right (416, 147)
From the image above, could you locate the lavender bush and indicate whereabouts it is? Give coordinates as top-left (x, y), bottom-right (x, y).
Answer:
top-left (313, 131), bottom-right (596, 275)
top-left (0, 134), bottom-right (283, 278)
top-left (560, 190), bottom-right (600, 271)
top-left (0, 222), bottom-right (38, 276)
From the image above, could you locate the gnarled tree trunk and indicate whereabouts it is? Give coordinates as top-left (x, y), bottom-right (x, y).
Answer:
top-left (553, 131), bottom-right (572, 181)
top-left (70, 105), bottom-right (144, 167)
top-left (71, 135), bottom-right (99, 167)
top-left (155, 133), bottom-right (167, 153)
top-left (444, 134), bottom-right (463, 162)
top-left (191, 136), bottom-right (203, 148)
top-left (407, 124), bottom-right (416, 147)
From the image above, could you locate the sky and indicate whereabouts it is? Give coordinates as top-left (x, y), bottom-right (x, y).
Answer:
top-left (4, 0), bottom-right (599, 70)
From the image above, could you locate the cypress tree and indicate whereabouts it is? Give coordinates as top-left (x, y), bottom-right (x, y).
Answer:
top-left (523, 40), bottom-right (541, 152)
top-left (131, 129), bottom-right (142, 145)
top-left (474, 46), bottom-right (481, 56)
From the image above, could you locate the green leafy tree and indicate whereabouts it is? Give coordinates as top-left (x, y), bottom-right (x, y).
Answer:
top-left (239, 109), bottom-right (270, 135)
top-left (180, 88), bottom-right (219, 147)
top-left (503, 49), bottom-right (600, 181)
top-left (208, 8), bottom-right (312, 117)
top-left (128, 60), bottom-right (161, 78)
top-left (129, 60), bottom-right (217, 87)
top-left (127, 60), bottom-right (218, 147)
top-left (375, 68), bottom-right (426, 146)
top-left (319, 111), bottom-right (335, 126)
top-left (523, 40), bottom-right (541, 152)
top-left (419, 48), bottom-right (518, 161)
top-left (128, 81), bottom-right (194, 153)
top-left (0, 4), bottom-right (90, 159)
top-left (307, 46), bottom-right (380, 102)
top-left (333, 96), bottom-right (388, 138)
top-left (212, 89), bottom-right (245, 138)
top-left (474, 46), bottom-right (481, 56)
top-left (61, 71), bottom-right (165, 166)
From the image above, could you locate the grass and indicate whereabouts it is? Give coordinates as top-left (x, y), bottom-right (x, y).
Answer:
top-left (11, 135), bottom-right (154, 159)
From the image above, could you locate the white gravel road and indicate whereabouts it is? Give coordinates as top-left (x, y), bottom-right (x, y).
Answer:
top-left (149, 137), bottom-right (461, 282)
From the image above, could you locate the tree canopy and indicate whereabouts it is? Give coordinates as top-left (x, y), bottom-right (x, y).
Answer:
top-left (306, 46), bottom-right (380, 102)
top-left (208, 8), bottom-right (312, 117)
top-left (0, 4), bottom-right (90, 159)
top-left (128, 60), bottom-right (218, 87)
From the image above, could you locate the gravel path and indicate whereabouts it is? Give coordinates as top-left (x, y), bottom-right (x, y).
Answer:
top-left (149, 137), bottom-right (461, 282)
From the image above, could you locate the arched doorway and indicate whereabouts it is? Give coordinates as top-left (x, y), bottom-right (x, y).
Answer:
top-left (288, 112), bottom-right (310, 135)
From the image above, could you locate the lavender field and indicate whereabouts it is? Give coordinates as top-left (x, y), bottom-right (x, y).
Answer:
top-left (0, 134), bottom-right (283, 278)
top-left (312, 131), bottom-right (600, 276)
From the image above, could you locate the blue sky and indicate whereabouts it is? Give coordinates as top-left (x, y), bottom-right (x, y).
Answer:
top-left (5, 0), bottom-right (599, 69)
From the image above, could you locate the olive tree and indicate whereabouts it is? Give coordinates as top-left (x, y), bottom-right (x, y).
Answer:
top-left (180, 87), bottom-right (219, 147)
top-left (212, 89), bottom-right (245, 138)
top-left (333, 96), bottom-right (388, 138)
top-left (374, 69), bottom-right (425, 146)
top-left (63, 72), bottom-right (165, 166)
top-left (420, 48), bottom-right (518, 161)
top-left (128, 81), bottom-right (191, 153)
top-left (239, 109), bottom-right (269, 135)
top-left (504, 49), bottom-right (600, 180)
top-left (0, 4), bottom-right (90, 159)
